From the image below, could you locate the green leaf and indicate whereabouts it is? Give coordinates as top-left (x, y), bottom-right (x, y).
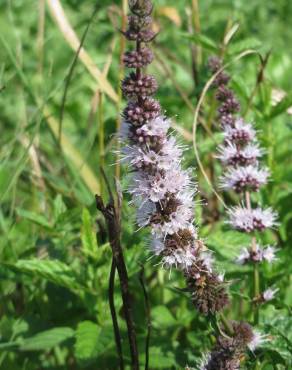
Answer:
top-left (53, 194), bottom-right (67, 221)
top-left (75, 321), bottom-right (100, 365)
top-left (16, 208), bottom-right (52, 229)
top-left (147, 347), bottom-right (177, 368)
top-left (0, 327), bottom-right (74, 352)
top-left (75, 321), bottom-right (99, 365)
top-left (261, 311), bottom-right (292, 367)
top-left (205, 227), bottom-right (250, 260)
top-left (262, 347), bottom-right (289, 366)
top-left (231, 77), bottom-right (250, 101)
top-left (20, 327), bottom-right (74, 351)
top-left (0, 341), bottom-right (22, 351)
top-left (198, 133), bottom-right (222, 155)
top-left (75, 322), bottom-right (114, 366)
top-left (228, 37), bottom-right (262, 55)
top-left (268, 92), bottom-right (292, 119)
top-left (151, 306), bottom-right (177, 328)
top-left (81, 208), bottom-right (98, 259)
top-left (181, 32), bottom-right (218, 51)
top-left (3, 259), bottom-right (86, 294)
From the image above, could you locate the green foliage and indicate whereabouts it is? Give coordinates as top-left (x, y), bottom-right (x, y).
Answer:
top-left (268, 92), bottom-right (292, 119)
top-left (0, 324), bottom-right (75, 369)
top-left (19, 327), bottom-right (75, 352)
top-left (182, 32), bottom-right (218, 52)
top-left (74, 321), bottom-right (115, 367)
top-left (3, 259), bottom-right (87, 295)
top-left (261, 310), bottom-right (292, 367)
top-left (81, 208), bottom-right (100, 260)
top-left (151, 306), bottom-right (177, 328)
top-left (0, 0), bottom-right (291, 369)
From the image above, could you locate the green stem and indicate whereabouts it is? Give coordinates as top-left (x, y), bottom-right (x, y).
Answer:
top-left (220, 313), bottom-right (234, 337)
top-left (253, 263), bottom-right (260, 325)
top-left (245, 191), bottom-right (261, 324)
top-left (254, 360), bottom-right (261, 370)
top-left (206, 96), bottom-right (217, 129)
top-left (98, 93), bottom-right (104, 196)
top-left (115, 0), bottom-right (127, 181)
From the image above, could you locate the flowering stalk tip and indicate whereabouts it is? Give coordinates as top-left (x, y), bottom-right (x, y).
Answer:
top-left (121, 1), bottom-right (229, 316)
top-left (205, 54), bottom-right (279, 366)
top-left (208, 55), bottom-right (278, 282)
top-left (200, 322), bottom-right (266, 370)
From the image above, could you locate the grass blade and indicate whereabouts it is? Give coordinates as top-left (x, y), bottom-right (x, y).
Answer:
top-left (46, 0), bottom-right (118, 103)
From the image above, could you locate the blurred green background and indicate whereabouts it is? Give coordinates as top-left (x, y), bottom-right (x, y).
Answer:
top-left (0, 0), bottom-right (291, 369)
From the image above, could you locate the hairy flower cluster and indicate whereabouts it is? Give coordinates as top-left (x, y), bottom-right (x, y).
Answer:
top-left (208, 57), bottom-right (277, 233)
top-left (200, 322), bottom-right (266, 370)
top-left (228, 206), bottom-right (277, 233)
top-left (261, 287), bottom-right (278, 302)
top-left (208, 56), bottom-right (279, 307)
top-left (121, 1), bottom-right (229, 316)
top-left (185, 257), bottom-right (229, 315)
top-left (236, 245), bottom-right (277, 265)
top-left (221, 165), bottom-right (269, 193)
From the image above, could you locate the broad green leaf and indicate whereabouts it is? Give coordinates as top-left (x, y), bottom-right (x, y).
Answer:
top-left (81, 208), bottom-right (98, 259)
top-left (16, 208), bottom-right (52, 229)
top-left (151, 306), bottom-right (177, 328)
top-left (261, 310), bottom-right (292, 367)
top-left (75, 321), bottom-right (100, 365)
top-left (20, 327), bottom-right (74, 351)
top-left (0, 341), bottom-right (21, 351)
top-left (228, 37), bottom-right (262, 55)
top-left (147, 347), bottom-right (177, 368)
top-left (205, 227), bottom-right (250, 260)
top-left (3, 259), bottom-right (86, 294)
top-left (75, 321), bottom-right (114, 366)
top-left (0, 327), bottom-right (74, 352)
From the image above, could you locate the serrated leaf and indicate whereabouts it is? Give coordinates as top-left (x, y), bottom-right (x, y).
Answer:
top-left (20, 327), bottom-right (74, 351)
top-left (261, 311), bottom-right (292, 367)
top-left (75, 321), bottom-right (100, 365)
top-left (228, 37), bottom-right (262, 55)
top-left (81, 208), bottom-right (98, 259)
top-left (3, 259), bottom-right (85, 294)
top-left (74, 321), bottom-right (115, 366)
top-left (16, 208), bottom-right (52, 229)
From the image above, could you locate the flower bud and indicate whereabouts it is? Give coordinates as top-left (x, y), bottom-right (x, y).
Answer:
top-left (122, 73), bottom-right (158, 98)
top-left (123, 47), bottom-right (154, 68)
top-left (123, 98), bottom-right (161, 126)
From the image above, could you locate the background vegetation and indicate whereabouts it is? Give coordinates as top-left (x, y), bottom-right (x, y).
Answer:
top-left (0, 0), bottom-right (291, 369)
